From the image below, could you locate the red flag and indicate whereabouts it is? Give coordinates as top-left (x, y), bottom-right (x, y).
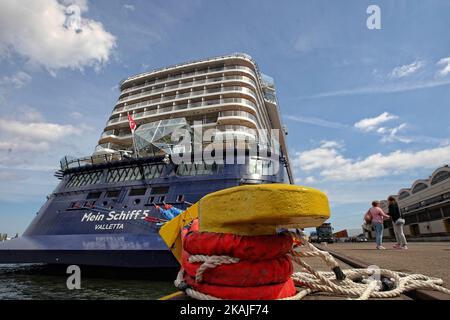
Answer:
top-left (128, 114), bottom-right (136, 132)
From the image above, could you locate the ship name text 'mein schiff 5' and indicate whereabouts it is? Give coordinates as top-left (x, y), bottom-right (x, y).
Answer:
top-left (0, 53), bottom-right (294, 268)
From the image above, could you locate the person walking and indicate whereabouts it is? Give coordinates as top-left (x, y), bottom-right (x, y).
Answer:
top-left (388, 196), bottom-right (408, 250)
top-left (366, 201), bottom-right (390, 250)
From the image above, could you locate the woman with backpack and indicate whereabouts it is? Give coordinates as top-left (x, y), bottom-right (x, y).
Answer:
top-left (365, 201), bottom-right (391, 250)
top-left (388, 196), bottom-right (408, 250)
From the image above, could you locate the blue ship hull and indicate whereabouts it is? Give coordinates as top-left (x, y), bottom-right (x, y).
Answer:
top-left (0, 154), bottom-right (286, 267)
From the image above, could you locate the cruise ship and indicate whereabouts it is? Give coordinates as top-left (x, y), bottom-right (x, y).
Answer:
top-left (0, 53), bottom-right (293, 268)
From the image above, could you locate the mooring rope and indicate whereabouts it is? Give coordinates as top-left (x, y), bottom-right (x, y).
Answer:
top-left (175, 232), bottom-right (450, 300)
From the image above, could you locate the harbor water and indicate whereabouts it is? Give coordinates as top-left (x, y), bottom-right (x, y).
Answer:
top-left (0, 264), bottom-right (176, 299)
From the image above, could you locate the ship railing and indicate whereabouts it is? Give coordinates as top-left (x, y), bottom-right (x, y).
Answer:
top-left (60, 151), bottom-right (133, 171)
top-left (120, 64), bottom-right (256, 94)
top-left (117, 75), bottom-right (257, 105)
top-left (107, 98), bottom-right (257, 126)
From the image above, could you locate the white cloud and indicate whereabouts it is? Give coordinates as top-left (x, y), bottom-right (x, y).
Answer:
top-left (305, 78), bottom-right (450, 99)
top-left (0, 0), bottom-right (116, 72)
top-left (437, 57), bottom-right (450, 77)
top-left (389, 61), bottom-right (425, 79)
top-left (0, 119), bottom-right (81, 142)
top-left (60, 0), bottom-right (89, 11)
top-left (293, 141), bottom-right (450, 181)
top-left (292, 140), bottom-right (349, 172)
top-left (303, 176), bottom-right (316, 184)
top-left (379, 123), bottom-right (410, 144)
top-left (69, 111), bottom-right (83, 119)
top-left (285, 115), bottom-right (348, 129)
top-left (0, 71), bottom-right (32, 89)
top-left (354, 112), bottom-right (398, 132)
top-left (354, 113), bottom-right (411, 144)
top-left (16, 105), bottom-right (45, 122)
top-left (124, 4), bottom-right (135, 11)
top-left (0, 109), bottom-right (84, 153)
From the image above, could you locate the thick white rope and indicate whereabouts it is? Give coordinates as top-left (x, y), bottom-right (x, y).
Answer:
top-left (188, 255), bottom-right (240, 282)
top-left (175, 232), bottom-right (450, 300)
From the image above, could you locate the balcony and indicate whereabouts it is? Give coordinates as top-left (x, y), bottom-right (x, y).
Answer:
top-left (120, 64), bottom-right (256, 95)
top-left (113, 85), bottom-right (257, 116)
top-left (99, 130), bottom-right (132, 143)
top-left (217, 110), bottom-right (258, 128)
top-left (117, 74), bottom-right (257, 105)
top-left (106, 98), bottom-right (257, 127)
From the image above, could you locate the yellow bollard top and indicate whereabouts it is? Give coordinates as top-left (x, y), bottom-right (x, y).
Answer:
top-left (199, 184), bottom-right (330, 236)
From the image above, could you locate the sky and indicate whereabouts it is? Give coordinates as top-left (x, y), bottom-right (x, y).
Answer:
top-left (0, 0), bottom-right (450, 236)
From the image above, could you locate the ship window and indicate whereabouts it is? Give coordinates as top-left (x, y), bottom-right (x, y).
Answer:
top-left (176, 163), bottom-right (219, 176)
top-left (143, 164), bottom-right (164, 179)
top-left (159, 196), bottom-right (166, 203)
top-left (148, 196), bottom-right (155, 204)
top-left (134, 199), bottom-right (141, 205)
top-left (102, 201), bottom-right (108, 206)
top-left (70, 201), bottom-right (80, 209)
top-left (84, 201), bottom-right (95, 208)
top-left (106, 166), bottom-right (143, 183)
top-left (129, 188), bottom-right (146, 196)
top-left (66, 171), bottom-right (102, 188)
top-left (151, 186), bottom-right (169, 194)
top-left (86, 191), bottom-right (102, 199)
top-left (248, 159), bottom-right (275, 176)
top-left (106, 190), bottom-right (120, 198)
top-left (177, 194), bottom-right (184, 202)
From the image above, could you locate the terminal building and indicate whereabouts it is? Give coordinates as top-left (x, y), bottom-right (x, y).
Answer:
top-left (364, 165), bottom-right (450, 241)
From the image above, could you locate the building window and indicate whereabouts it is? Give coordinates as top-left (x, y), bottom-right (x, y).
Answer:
top-left (442, 205), bottom-right (450, 217)
top-left (410, 224), bottom-right (420, 236)
top-left (417, 211), bottom-right (429, 223)
top-left (405, 213), bottom-right (418, 225)
top-left (424, 195), bottom-right (443, 206)
top-left (398, 191), bottom-right (410, 200)
top-left (428, 208), bottom-right (443, 221)
top-left (431, 170), bottom-right (450, 185)
top-left (412, 183), bottom-right (428, 194)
